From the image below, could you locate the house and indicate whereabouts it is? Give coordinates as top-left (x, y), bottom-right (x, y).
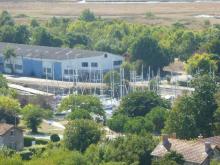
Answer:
top-left (0, 123), bottom-right (24, 151)
top-left (0, 42), bottom-right (124, 81)
top-left (151, 134), bottom-right (220, 165)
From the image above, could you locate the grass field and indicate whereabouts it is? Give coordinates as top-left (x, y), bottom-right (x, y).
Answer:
top-left (1, 1), bottom-right (220, 27)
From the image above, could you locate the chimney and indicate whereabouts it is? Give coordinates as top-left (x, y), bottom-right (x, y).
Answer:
top-left (162, 134), bottom-right (171, 150)
top-left (205, 142), bottom-right (212, 153)
top-left (171, 133), bottom-right (176, 139)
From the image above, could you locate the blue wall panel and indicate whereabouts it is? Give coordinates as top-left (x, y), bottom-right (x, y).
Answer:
top-left (23, 58), bottom-right (43, 77)
top-left (53, 62), bottom-right (62, 80)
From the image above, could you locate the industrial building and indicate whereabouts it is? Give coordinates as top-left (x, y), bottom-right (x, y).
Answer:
top-left (0, 42), bottom-right (124, 81)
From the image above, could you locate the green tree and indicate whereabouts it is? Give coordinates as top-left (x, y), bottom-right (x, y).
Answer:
top-left (21, 104), bottom-right (52, 133)
top-left (185, 53), bottom-right (217, 75)
top-left (118, 91), bottom-right (169, 117)
top-left (0, 96), bottom-right (20, 125)
top-left (0, 25), bottom-right (15, 42)
top-left (145, 107), bottom-right (168, 134)
top-left (104, 71), bottom-right (120, 97)
top-left (67, 109), bottom-right (92, 120)
top-left (14, 25), bottom-right (30, 44)
top-left (0, 11), bottom-right (14, 26)
top-left (30, 19), bottom-right (39, 27)
top-left (163, 151), bottom-right (184, 165)
top-left (107, 114), bottom-right (128, 133)
top-left (130, 33), bottom-right (169, 71)
top-left (79, 9), bottom-right (96, 22)
top-left (0, 74), bottom-right (8, 89)
top-left (65, 32), bottom-right (90, 48)
top-left (64, 119), bottom-right (101, 152)
top-left (59, 94), bottom-right (105, 118)
top-left (3, 46), bottom-right (16, 73)
top-left (191, 74), bottom-right (218, 136)
top-left (164, 95), bottom-right (199, 139)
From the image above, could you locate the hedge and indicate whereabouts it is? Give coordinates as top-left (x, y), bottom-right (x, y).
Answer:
top-left (24, 136), bottom-right (49, 147)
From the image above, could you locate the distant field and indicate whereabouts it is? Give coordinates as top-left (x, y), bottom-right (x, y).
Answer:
top-left (1, 1), bottom-right (220, 27)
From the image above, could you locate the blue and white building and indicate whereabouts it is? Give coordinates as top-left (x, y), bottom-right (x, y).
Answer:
top-left (0, 42), bottom-right (124, 81)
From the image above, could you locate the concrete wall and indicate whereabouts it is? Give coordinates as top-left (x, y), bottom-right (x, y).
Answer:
top-left (1, 128), bottom-right (24, 151)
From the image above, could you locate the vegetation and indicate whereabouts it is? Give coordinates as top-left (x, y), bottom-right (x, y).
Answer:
top-left (64, 119), bottom-right (101, 152)
top-left (21, 104), bottom-right (52, 133)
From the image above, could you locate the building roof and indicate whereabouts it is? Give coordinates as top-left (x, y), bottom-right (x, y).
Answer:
top-left (200, 136), bottom-right (220, 149)
top-left (0, 123), bottom-right (14, 136)
top-left (0, 42), bottom-right (112, 60)
top-left (151, 138), bottom-right (216, 164)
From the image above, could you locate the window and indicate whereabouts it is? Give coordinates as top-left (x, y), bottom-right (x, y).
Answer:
top-left (69, 69), bottom-right (73, 75)
top-left (82, 62), bottom-right (88, 67)
top-left (64, 69), bottom-right (68, 75)
top-left (15, 64), bottom-right (22, 70)
top-left (91, 62), bottom-right (98, 67)
top-left (6, 64), bottom-right (12, 68)
top-left (43, 67), bottom-right (52, 73)
top-left (113, 60), bottom-right (122, 66)
top-left (104, 54), bottom-right (108, 58)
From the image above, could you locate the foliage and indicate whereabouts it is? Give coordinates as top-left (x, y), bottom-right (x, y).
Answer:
top-left (163, 151), bottom-right (184, 165)
top-left (67, 109), bottom-right (92, 120)
top-left (103, 71), bottom-right (120, 97)
top-left (185, 53), bottom-right (218, 75)
top-left (145, 107), bottom-right (168, 134)
top-left (107, 114), bottom-right (129, 132)
top-left (164, 74), bottom-right (218, 139)
top-left (59, 94), bottom-right (105, 117)
top-left (118, 91), bottom-right (169, 117)
top-left (0, 96), bottom-right (20, 124)
top-left (0, 10), bottom-right (14, 26)
top-left (50, 134), bottom-right (60, 142)
top-left (64, 119), bottom-right (101, 152)
top-left (21, 104), bottom-right (52, 133)
top-left (0, 74), bottom-right (8, 88)
top-left (79, 9), bottom-right (96, 22)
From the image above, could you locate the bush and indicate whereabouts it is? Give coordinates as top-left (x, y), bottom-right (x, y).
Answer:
top-left (19, 150), bottom-right (33, 160)
top-left (50, 134), bottom-right (60, 142)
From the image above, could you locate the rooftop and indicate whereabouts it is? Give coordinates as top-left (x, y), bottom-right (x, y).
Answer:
top-left (0, 42), bottom-right (112, 60)
top-left (0, 123), bottom-right (14, 136)
top-left (151, 137), bottom-right (217, 164)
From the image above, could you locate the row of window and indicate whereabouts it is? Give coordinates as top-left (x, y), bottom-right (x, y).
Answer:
top-left (5, 64), bottom-right (23, 70)
top-left (82, 62), bottom-right (98, 67)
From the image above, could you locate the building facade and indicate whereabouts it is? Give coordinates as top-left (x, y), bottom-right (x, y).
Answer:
top-left (0, 123), bottom-right (24, 151)
top-left (0, 42), bottom-right (124, 81)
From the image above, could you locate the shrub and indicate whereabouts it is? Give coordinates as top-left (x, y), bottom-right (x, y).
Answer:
top-left (19, 150), bottom-right (32, 160)
top-left (50, 134), bottom-right (60, 142)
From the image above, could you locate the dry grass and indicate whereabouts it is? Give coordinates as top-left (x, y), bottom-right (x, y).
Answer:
top-left (1, 1), bottom-right (220, 27)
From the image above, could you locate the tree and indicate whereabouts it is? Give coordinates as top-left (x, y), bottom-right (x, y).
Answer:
top-left (0, 25), bottom-right (15, 42)
top-left (32, 27), bottom-right (62, 47)
top-left (145, 107), bottom-right (168, 134)
top-left (14, 25), bottom-right (30, 44)
top-left (164, 95), bottom-right (199, 139)
top-left (107, 114), bottom-right (128, 133)
top-left (59, 95), bottom-right (105, 118)
top-left (3, 46), bottom-right (16, 73)
top-left (185, 53), bottom-right (217, 75)
top-left (50, 134), bottom-right (60, 142)
top-left (21, 104), bottom-right (52, 133)
top-left (118, 91), bottom-right (169, 117)
top-left (30, 19), bottom-right (39, 27)
top-left (0, 96), bottom-right (20, 125)
top-left (191, 74), bottom-right (218, 136)
top-left (65, 32), bottom-right (90, 48)
top-left (0, 11), bottom-right (14, 26)
top-left (102, 134), bottom-right (156, 165)
top-left (64, 119), bottom-right (101, 152)
top-left (67, 109), bottom-right (92, 120)
top-left (79, 9), bottom-right (96, 22)
top-left (130, 33), bottom-right (169, 71)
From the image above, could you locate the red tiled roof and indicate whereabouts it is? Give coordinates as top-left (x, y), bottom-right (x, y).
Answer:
top-left (0, 123), bottom-right (14, 136)
top-left (151, 138), bottom-right (216, 164)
